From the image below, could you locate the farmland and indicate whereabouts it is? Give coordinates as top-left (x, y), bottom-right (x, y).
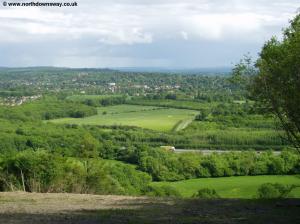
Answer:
top-left (50, 104), bottom-right (198, 132)
top-left (45, 96), bottom-right (285, 149)
top-left (0, 66), bottom-right (299, 223)
top-left (152, 175), bottom-right (300, 198)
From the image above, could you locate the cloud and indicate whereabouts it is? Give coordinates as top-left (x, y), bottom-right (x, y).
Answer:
top-left (180, 31), bottom-right (189, 40)
top-left (0, 0), bottom-right (299, 67)
top-left (180, 13), bottom-right (272, 40)
top-left (0, 5), bottom-right (152, 44)
top-left (97, 28), bottom-right (152, 45)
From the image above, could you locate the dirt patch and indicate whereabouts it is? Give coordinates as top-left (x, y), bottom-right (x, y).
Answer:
top-left (0, 192), bottom-right (300, 224)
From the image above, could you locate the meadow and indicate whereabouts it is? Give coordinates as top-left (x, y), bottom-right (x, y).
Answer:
top-left (50, 104), bottom-right (198, 132)
top-left (152, 175), bottom-right (300, 198)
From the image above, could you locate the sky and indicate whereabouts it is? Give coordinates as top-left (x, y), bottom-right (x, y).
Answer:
top-left (0, 0), bottom-right (299, 68)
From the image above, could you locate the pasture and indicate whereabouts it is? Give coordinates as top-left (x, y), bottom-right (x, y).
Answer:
top-left (50, 104), bottom-right (198, 132)
top-left (152, 175), bottom-right (300, 198)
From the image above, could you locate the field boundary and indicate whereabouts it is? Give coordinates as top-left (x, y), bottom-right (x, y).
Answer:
top-left (172, 117), bottom-right (195, 132)
top-left (125, 101), bottom-right (201, 111)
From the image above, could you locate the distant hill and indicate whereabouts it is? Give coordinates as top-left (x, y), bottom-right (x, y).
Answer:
top-left (0, 66), bottom-right (232, 75)
top-left (113, 67), bottom-right (233, 75)
top-left (0, 67), bottom-right (115, 73)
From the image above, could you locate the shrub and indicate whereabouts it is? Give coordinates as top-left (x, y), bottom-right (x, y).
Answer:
top-left (193, 188), bottom-right (220, 199)
top-left (257, 183), bottom-right (296, 199)
top-left (0, 150), bottom-right (152, 195)
top-left (144, 185), bottom-right (181, 197)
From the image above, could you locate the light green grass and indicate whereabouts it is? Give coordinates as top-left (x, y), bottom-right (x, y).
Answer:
top-left (152, 175), bottom-right (300, 198)
top-left (173, 118), bottom-right (194, 132)
top-left (96, 105), bottom-right (159, 114)
top-left (50, 105), bottom-right (198, 132)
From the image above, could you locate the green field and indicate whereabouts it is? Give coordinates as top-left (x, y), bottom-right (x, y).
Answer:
top-left (50, 104), bottom-right (198, 131)
top-left (152, 175), bottom-right (300, 198)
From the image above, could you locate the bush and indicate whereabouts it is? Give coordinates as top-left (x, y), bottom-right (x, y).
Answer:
top-left (193, 188), bottom-right (220, 199)
top-left (144, 185), bottom-right (181, 197)
top-left (257, 183), bottom-right (296, 199)
top-left (0, 150), bottom-right (152, 195)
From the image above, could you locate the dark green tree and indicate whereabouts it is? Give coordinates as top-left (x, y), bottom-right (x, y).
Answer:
top-left (252, 14), bottom-right (300, 149)
top-left (231, 14), bottom-right (300, 150)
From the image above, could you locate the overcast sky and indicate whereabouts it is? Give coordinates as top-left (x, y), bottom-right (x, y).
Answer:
top-left (0, 0), bottom-right (299, 68)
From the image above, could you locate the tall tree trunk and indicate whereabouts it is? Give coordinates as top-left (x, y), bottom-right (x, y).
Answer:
top-left (20, 169), bottom-right (26, 192)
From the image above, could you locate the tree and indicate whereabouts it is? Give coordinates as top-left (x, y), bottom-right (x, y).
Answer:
top-left (229, 53), bottom-right (257, 90)
top-left (252, 14), bottom-right (300, 150)
top-left (195, 109), bottom-right (209, 121)
top-left (77, 134), bottom-right (100, 158)
top-left (232, 14), bottom-right (300, 150)
top-left (257, 183), bottom-right (297, 199)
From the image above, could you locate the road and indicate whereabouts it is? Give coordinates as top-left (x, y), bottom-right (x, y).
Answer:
top-left (174, 149), bottom-right (282, 155)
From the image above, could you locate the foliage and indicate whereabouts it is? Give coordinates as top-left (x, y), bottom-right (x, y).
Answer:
top-left (131, 148), bottom-right (300, 181)
top-left (50, 105), bottom-right (198, 132)
top-left (229, 53), bottom-right (257, 91)
top-left (0, 97), bottom-right (97, 121)
top-left (152, 175), bottom-right (300, 198)
top-left (251, 14), bottom-right (300, 149)
top-left (193, 188), bottom-right (220, 199)
top-left (257, 183), bottom-right (297, 199)
top-left (67, 95), bottom-right (127, 107)
top-left (0, 150), bottom-right (152, 195)
top-left (144, 185), bottom-right (181, 197)
top-left (0, 61), bottom-right (299, 198)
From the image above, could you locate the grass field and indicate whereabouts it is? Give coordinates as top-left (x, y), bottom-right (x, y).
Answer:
top-left (152, 175), bottom-right (300, 198)
top-left (50, 105), bottom-right (198, 132)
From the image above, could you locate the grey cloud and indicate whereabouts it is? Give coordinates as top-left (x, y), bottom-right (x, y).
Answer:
top-left (0, 0), bottom-right (299, 67)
